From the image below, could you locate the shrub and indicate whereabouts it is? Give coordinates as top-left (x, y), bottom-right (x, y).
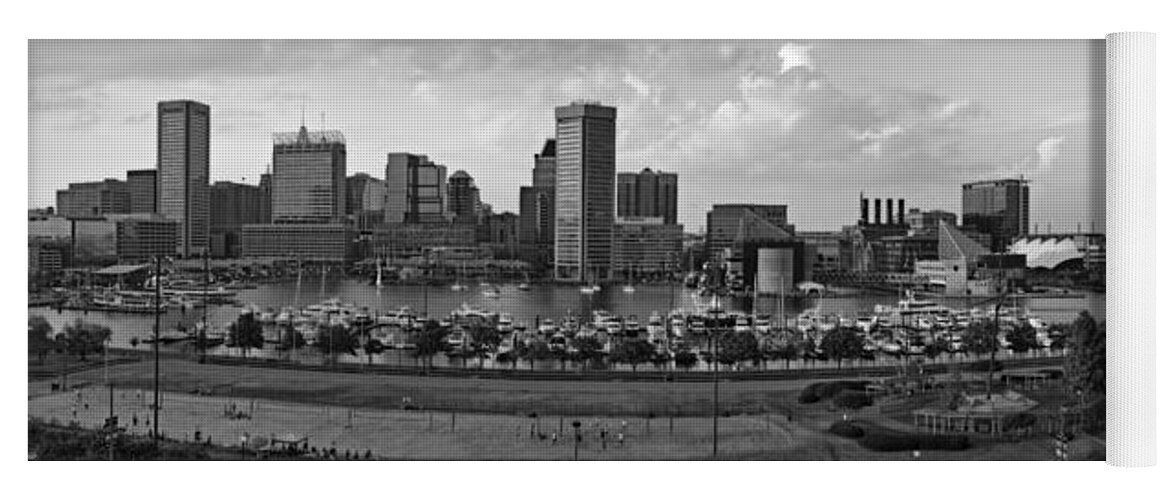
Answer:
top-left (1002, 413), bottom-right (1038, 432)
top-left (859, 430), bottom-right (970, 452)
top-left (968, 360), bottom-right (1004, 373)
top-left (828, 421), bottom-right (865, 439)
top-left (833, 391), bottom-right (874, 410)
top-left (799, 380), bottom-right (870, 404)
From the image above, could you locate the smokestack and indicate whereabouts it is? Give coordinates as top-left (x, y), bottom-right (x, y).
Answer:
top-left (861, 197), bottom-right (869, 225)
top-left (874, 199), bottom-right (883, 225)
top-left (886, 199), bottom-right (894, 227)
top-left (898, 199), bottom-right (905, 225)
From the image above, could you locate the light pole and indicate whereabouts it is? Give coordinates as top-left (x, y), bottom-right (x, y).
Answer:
top-left (572, 420), bottom-right (582, 461)
top-left (152, 255), bottom-right (162, 443)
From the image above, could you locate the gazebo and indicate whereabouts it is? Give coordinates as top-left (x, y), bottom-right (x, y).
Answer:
top-left (913, 390), bottom-right (1038, 435)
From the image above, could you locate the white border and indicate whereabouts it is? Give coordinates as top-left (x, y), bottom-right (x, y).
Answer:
top-left (8, 1), bottom-right (1171, 500)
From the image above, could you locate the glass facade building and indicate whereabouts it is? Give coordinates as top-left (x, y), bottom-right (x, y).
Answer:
top-left (271, 127), bottom-right (347, 223)
top-left (554, 102), bottom-right (616, 282)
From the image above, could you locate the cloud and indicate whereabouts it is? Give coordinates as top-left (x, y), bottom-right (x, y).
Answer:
top-left (1036, 136), bottom-right (1066, 170)
top-left (622, 70), bottom-right (650, 97)
top-left (777, 43), bottom-right (814, 74)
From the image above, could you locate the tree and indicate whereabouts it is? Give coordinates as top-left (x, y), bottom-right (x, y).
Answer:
top-left (717, 330), bottom-right (760, 369)
top-left (228, 313), bottom-right (264, 359)
top-left (56, 320), bottom-right (111, 361)
top-left (820, 328), bottom-right (865, 369)
top-left (411, 320), bottom-right (449, 370)
top-left (570, 336), bottom-right (604, 369)
top-left (777, 341), bottom-right (800, 369)
top-left (316, 324), bottom-right (359, 365)
top-left (468, 325), bottom-right (502, 369)
top-left (362, 338), bottom-right (383, 367)
top-left (964, 319), bottom-right (1000, 399)
top-left (609, 339), bottom-right (654, 372)
top-left (519, 338), bottom-right (553, 371)
top-left (29, 315), bottom-right (55, 364)
top-left (1006, 322), bottom-right (1038, 353)
top-left (1066, 311), bottom-right (1105, 433)
top-left (279, 325), bottom-right (306, 351)
top-left (673, 350), bottom-right (698, 371)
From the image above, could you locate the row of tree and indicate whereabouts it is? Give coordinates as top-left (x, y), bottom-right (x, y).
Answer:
top-left (29, 316), bottom-right (111, 363)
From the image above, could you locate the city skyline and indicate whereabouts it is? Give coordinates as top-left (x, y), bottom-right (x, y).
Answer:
top-left (29, 40), bottom-right (1104, 233)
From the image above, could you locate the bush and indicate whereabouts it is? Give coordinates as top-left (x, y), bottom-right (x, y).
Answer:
top-left (833, 391), bottom-right (874, 410)
top-left (799, 380), bottom-right (870, 404)
top-left (858, 428), bottom-right (970, 452)
top-left (968, 360), bottom-right (1004, 373)
top-left (828, 421), bottom-right (865, 438)
top-left (1002, 413), bottom-right (1037, 432)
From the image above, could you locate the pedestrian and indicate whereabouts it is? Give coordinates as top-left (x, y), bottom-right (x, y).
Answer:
top-left (618, 432), bottom-right (625, 447)
top-left (621, 420), bottom-right (628, 434)
top-left (551, 432), bottom-right (559, 446)
top-left (132, 413), bottom-right (138, 427)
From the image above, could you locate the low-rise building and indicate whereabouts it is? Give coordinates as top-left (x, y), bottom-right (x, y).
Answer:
top-left (241, 223), bottom-right (350, 263)
top-left (613, 217), bottom-right (683, 278)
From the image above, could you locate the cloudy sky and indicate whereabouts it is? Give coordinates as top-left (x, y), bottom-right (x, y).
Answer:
top-left (29, 39), bottom-right (1105, 233)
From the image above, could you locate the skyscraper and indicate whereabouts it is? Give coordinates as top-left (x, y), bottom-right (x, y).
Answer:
top-left (962, 177), bottom-right (1029, 252)
top-left (345, 173), bottom-right (374, 216)
top-left (520, 139), bottom-right (556, 247)
top-left (616, 168), bottom-right (677, 224)
top-left (271, 126), bottom-right (347, 223)
top-left (447, 170), bottom-right (481, 224)
top-left (554, 102), bottom-right (616, 282)
top-left (157, 100), bottom-right (210, 257)
top-left (126, 169), bottom-right (157, 213)
top-left (385, 153), bottom-right (448, 224)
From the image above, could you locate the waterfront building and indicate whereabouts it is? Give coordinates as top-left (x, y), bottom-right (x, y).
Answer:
top-left (126, 169), bottom-right (157, 213)
top-left (271, 127), bottom-right (347, 223)
top-left (962, 177), bottom-right (1029, 252)
top-left (740, 241), bottom-right (808, 295)
top-left (554, 102), bottom-right (617, 282)
top-left (29, 237), bottom-right (69, 274)
top-left (907, 208), bottom-right (957, 232)
top-left (798, 231), bottom-right (848, 274)
top-left (258, 172), bottom-right (272, 223)
top-left (706, 204), bottom-right (794, 257)
top-left (478, 212), bottom-right (521, 259)
top-left (914, 222), bottom-right (993, 296)
top-left (210, 181), bottom-right (267, 257)
top-left (241, 223), bottom-right (350, 263)
top-left (385, 153), bottom-right (448, 224)
top-left (519, 139), bottom-right (557, 268)
top-left (613, 217), bottom-right (683, 277)
top-left (869, 233), bottom-right (940, 273)
top-left (55, 179), bottom-right (131, 218)
top-left (157, 100), bottom-right (210, 257)
top-left (617, 168), bottom-right (678, 224)
top-left (1009, 233), bottom-right (1106, 273)
top-left (447, 170), bottom-right (481, 224)
top-left (378, 223), bottom-right (475, 259)
top-left (113, 214), bottom-right (180, 263)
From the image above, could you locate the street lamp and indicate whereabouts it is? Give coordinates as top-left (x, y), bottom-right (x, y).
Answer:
top-left (572, 420), bottom-right (582, 461)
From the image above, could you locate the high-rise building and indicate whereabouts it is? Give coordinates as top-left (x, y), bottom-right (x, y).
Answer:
top-left (616, 168), bottom-right (677, 224)
top-left (157, 100), bottom-right (210, 257)
top-left (447, 170), bottom-right (481, 224)
top-left (258, 172), bottom-right (272, 223)
top-left (520, 139), bottom-right (557, 249)
top-left (962, 177), bottom-right (1029, 252)
top-left (126, 169), bottom-right (157, 213)
top-left (271, 126), bottom-right (347, 223)
top-left (345, 173), bottom-right (375, 216)
top-left (385, 153), bottom-right (447, 224)
top-left (554, 102), bottom-right (617, 282)
top-left (55, 179), bottom-right (131, 218)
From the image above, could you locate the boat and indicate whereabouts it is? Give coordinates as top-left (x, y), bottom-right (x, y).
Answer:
top-left (451, 283), bottom-right (468, 292)
top-left (622, 284), bottom-right (636, 294)
top-left (90, 291), bottom-right (167, 314)
top-left (481, 286), bottom-right (501, 298)
top-left (517, 282), bottom-right (531, 291)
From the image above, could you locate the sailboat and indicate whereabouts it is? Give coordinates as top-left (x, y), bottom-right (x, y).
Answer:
top-left (517, 272), bottom-right (532, 291)
top-left (580, 268), bottom-right (599, 294)
top-left (375, 258), bottom-right (384, 289)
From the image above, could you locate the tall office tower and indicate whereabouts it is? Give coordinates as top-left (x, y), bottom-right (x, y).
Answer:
top-left (126, 169), bottom-right (157, 213)
top-left (385, 153), bottom-right (447, 224)
top-left (616, 168), bottom-right (678, 224)
top-left (157, 100), bottom-right (210, 257)
top-left (554, 102), bottom-right (617, 282)
top-left (271, 126), bottom-right (347, 223)
top-left (345, 173), bottom-right (374, 216)
top-left (447, 170), bottom-right (481, 224)
top-left (520, 139), bottom-right (557, 249)
top-left (533, 138), bottom-right (557, 189)
top-left (258, 172), bottom-right (272, 223)
top-left (962, 177), bottom-right (1030, 252)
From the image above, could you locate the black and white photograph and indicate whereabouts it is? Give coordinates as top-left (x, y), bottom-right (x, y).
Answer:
top-left (24, 34), bottom-right (1133, 463)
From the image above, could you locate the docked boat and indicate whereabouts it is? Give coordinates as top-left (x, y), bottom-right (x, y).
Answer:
top-left (90, 291), bottom-right (167, 314)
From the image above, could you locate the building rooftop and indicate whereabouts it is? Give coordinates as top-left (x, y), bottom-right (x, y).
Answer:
top-left (273, 127), bottom-right (346, 146)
